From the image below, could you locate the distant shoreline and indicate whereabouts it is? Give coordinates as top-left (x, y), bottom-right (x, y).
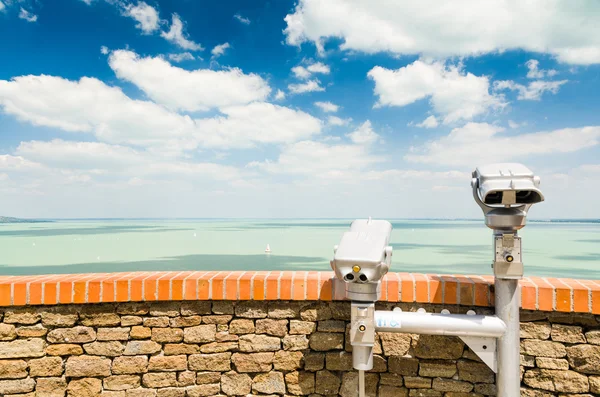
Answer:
top-left (0, 216), bottom-right (52, 224)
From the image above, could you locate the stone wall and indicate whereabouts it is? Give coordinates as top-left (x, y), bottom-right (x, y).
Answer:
top-left (0, 301), bottom-right (599, 397)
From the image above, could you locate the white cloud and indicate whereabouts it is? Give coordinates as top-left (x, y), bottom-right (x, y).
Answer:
top-left (123, 1), bottom-right (160, 34)
top-left (100, 46), bottom-right (109, 55)
top-left (108, 50), bottom-right (270, 112)
top-left (291, 62), bottom-right (330, 79)
top-left (328, 116), bottom-right (351, 126)
top-left (211, 42), bottom-right (230, 58)
top-left (368, 60), bottom-right (504, 124)
top-left (306, 62), bottom-right (330, 74)
top-left (494, 79), bottom-right (568, 101)
top-left (0, 154), bottom-right (41, 171)
top-left (168, 52), bottom-right (195, 62)
top-left (526, 59), bottom-right (558, 79)
top-left (288, 79), bottom-right (325, 94)
top-left (406, 122), bottom-right (600, 166)
top-left (0, 74), bottom-right (321, 151)
top-left (19, 7), bottom-right (37, 22)
top-left (291, 66), bottom-right (311, 79)
top-left (194, 102), bottom-right (322, 148)
top-left (346, 120), bottom-right (379, 145)
top-left (234, 14), bottom-right (250, 25)
top-left (248, 139), bottom-right (380, 177)
top-left (314, 101), bottom-right (338, 112)
top-left (0, 2), bottom-right (5, 12)
top-left (161, 14), bottom-right (203, 51)
top-left (508, 120), bottom-right (527, 129)
top-left (79, 0), bottom-right (93, 5)
top-left (274, 90), bottom-right (286, 101)
top-left (284, 0), bottom-right (600, 65)
top-left (415, 115), bottom-right (438, 129)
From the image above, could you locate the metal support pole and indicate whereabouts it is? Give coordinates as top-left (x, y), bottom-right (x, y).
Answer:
top-left (358, 370), bottom-right (365, 397)
top-left (495, 277), bottom-right (521, 397)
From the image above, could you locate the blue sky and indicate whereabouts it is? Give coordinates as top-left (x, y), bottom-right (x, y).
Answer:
top-left (1, 0), bottom-right (599, 219)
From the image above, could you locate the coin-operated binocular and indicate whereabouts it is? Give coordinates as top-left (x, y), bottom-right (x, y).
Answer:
top-left (471, 163), bottom-right (544, 279)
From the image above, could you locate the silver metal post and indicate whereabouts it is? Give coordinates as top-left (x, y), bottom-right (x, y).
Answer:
top-left (495, 277), bottom-right (520, 397)
top-left (358, 370), bottom-right (365, 397)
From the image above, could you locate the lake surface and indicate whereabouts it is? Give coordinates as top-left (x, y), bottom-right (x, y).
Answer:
top-left (0, 219), bottom-right (599, 278)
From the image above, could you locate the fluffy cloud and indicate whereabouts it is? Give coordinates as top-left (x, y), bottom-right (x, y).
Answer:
top-left (291, 62), bottom-right (330, 79)
top-left (328, 116), bottom-right (351, 126)
top-left (168, 52), bottom-right (195, 62)
top-left (234, 14), bottom-right (250, 25)
top-left (108, 50), bottom-right (270, 111)
top-left (406, 122), bottom-right (600, 166)
top-left (0, 74), bottom-right (321, 150)
top-left (284, 0), bottom-right (600, 64)
top-left (416, 115), bottom-right (439, 128)
top-left (274, 90), bottom-right (286, 101)
top-left (526, 60), bottom-right (558, 79)
top-left (494, 79), bottom-right (568, 101)
top-left (211, 43), bottom-right (230, 58)
top-left (314, 101), bottom-right (338, 112)
top-left (288, 80), bottom-right (324, 94)
top-left (368, 61), bottom-right (504, 124)
top-left (346, 121), bottom-right (379, 145)
top-left (123, 1), bottom-right (160, 34)
top-left (0, 2), bottom-right (5, 12)
top-left (0, 154), bottom-right (41, 171)
top-left (18, 7), bottom-right (37, 22)
top-left (161, 14), bottom-right (202, 51)
top-left (100, 46), bottom-right (109, 55)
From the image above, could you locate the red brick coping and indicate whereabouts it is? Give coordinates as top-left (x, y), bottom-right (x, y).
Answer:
top-left (0, 272), bottom-right (598, 314)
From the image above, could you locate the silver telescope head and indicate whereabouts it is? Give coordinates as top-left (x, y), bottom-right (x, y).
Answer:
top-left (331, 219), bottom-right (392, 301)
top-left (471, 163), bottom-right (544, 232)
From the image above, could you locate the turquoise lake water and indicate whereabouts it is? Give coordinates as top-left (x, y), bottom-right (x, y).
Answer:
top-left (0, 219), bottom-right (598, 279)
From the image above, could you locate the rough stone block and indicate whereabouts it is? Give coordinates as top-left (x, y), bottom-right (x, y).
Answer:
top-left (0, 360), bottom-right (27, 379)
top-left (523, 368), bottom-right (589, 393)
top-left (46, 344), bottom-right (84, 356)
top-left (121, 316), bottom-right (143, 327)
top-left (169, 316), bottom-right (201, 328)
top-left (3, 310), bottom-right (40, 325)
top-left (142, 372), bottom-right (177, 388)
top-left (0, 338), bottom-right (45, 359)
top-left (567, 344), bottom-right (600, 374)
top-left (126, 389), bottom-right (157, 397)
top-left (202, 315), bottom-right (232, 325)
top-left (0, 377), bottom-right (36, 395)
top-left (185, 384), bottom-right (220, 397)
top-left (235, 301), bottom-right (268, 319)
top-left (231, 352), bottom-right (273, 373)
top-left (40, 311), bottom-right (78, 327)
top-left (432, 378), bottom-right (473, 392)
top-left (183, 325), bottom-right (216, 343)
top-left (124, 341), bottom-right (161, 355)
top-left (268, 302), bottom-right (302, 319)
top-left (309, 332), bottom-right (343, 351)
top-left (330, 302), bottom-right (351, 321)
top-left (80, 312), bottom-right (121, 327)
top-left (0, 323), bottom-right (17, 341)
top-left (29, 356), bottom-right (64, 377)
top-left (521, 354), bottom-right (535, 367)
top-left (112, 356), bottom-right (148, 375)
top-left (457, 360), bottom-right (495, 384)
top-left (199, 341), bottom-right (238, 354)
top-left (256, 319), bottom-right (288, 337)
top-left (419, 360), bottom-right (457, 378)
top-left (65, 355), bottom-right (111, 377)
top-left (156, 388), bottom-right (185, 397)
top-left (325, 351), bottom-right (353, 371)
top-left (83, 341), bottom-right (125, 356)
top-left (239, 334), bottom-right (281, 352)
top-left (221, 371), bottom-right (251, 395)
top-left (143, 317), bottom-right (169, 328)
top-left (389, 356), bottom-right (419, 376)
top-left (130, 326), bottom-right (151, 340)
top-left (520, 322), bottom-right (551, 340)
top-left (229, 319), bottom-right (254, 335)
top-left (283, 335), bottom-right (309, 351)
top-left (195, 372), bottom-right (220, 385)
top-left (188, 353), bottom-right (231, 372)
top-left (378, 332), bottom-right (411, 356)
top-left (47, 327), bottom-right (96, 344)
top-left (181, 301), bottom-right (211, 316)
top-left (304, 352), bottom-right (324, 372)
top-left (177, 371), bottom-right (195, 387)
top-left (300, 303), bottom-right (332, 322)
top-left (536, 357), bottom-right (569, 370)
top-left (147, 302), bottom-right (180, 317)
top-left (148, 355), bottom-right (187, 372)
top-left (151, 328), bottom-right (183, 343)
top-left (520, 339), bottom-right (566, 358)
top-left (97, 327), bottom-right (130, 341)
top-left (379, 373), bottom-right (403, 387)
top-left (37, 376), bottom-right (67, 397)
top-left (289, 320), bottom-right (316, 335)
top-left (317, 320), bottom-right (346, 333)
top-left (103, 375), bottom-right (141, 391)
top-left (67, 377), bottom-right (103, 397)
top-left (368, 355), bottom-right (388, 372)
top-left (116, 303), bottom-right (150, 316)
top-left (252, 371), bottom-right (285, 395)
top-left (590, 375), bottom-right (600, 394)
top-left (551, 324), bottom-right (586, 343)
top-left (16, 324), bottom-right (48, 338)
top-left (378, 385), bottom-right (409, 397)
top-left (586, 330), bottom-right (600, 345)
top-left (414, 335), bottom-right (463, 359)
top-left (163, 343), bottom-right (200, 355)
top-left (315, 370), bottom-right (340, 395)
top-left (210, 301), bottom-right (232, 315)
top-left (404, 376), bottom-right (432, 389)
top-left (273, 350), bottom-right (303, 371)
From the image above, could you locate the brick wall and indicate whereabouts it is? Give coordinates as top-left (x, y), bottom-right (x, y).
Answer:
top-left (0, 271), bottom-right (599, 397)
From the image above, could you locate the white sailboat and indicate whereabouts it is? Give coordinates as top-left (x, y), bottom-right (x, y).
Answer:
top-left (265, 244), bottom-right (271, 253)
